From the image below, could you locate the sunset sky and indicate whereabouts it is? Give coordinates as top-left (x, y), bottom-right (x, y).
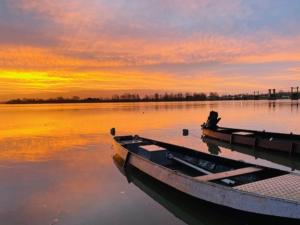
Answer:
top-left (1, 0), bottom-right (300, 100)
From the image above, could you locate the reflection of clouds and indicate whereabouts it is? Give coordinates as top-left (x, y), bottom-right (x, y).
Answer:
top-left (0, 134), bottom-right (100, 162)
top-left (2, 100), bottom-right (298, 162)
top-left (0, 102), bottom-right (210, 162)
top-left (0, 135), bottom-right (129, 225)
top-left (0, 101), bottom-right (299, 224)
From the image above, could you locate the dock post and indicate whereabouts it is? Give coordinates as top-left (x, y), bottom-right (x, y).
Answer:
top-left (110, 128), bottom-right (116, 136)
top-left (183, 129), bottom-right (189, 136)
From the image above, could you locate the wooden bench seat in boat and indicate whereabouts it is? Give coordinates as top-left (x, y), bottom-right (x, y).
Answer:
top-left (196, 167), bottom-right (262, 182)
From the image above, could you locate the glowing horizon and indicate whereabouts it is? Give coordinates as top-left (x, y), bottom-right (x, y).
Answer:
top-left (1, 0), bottom-right (300, 100)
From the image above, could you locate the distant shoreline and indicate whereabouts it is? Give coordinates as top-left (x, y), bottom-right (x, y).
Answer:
top-left (4, 99), bottom-right (228, 104)
top-left (5, 98), bottom-right (295, 105)
top-left (4, 90), bottom-right (297, 104)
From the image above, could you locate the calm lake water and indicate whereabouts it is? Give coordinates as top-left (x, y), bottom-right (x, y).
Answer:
top-left (0, 100), bottom-right (299, 225)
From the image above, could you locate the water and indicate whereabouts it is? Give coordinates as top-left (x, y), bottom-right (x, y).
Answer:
top-left (0, 100), bottom-right (299, 225)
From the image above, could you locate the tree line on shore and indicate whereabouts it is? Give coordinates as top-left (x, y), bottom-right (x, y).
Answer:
top-left (6, 91), bottom-right (294, 104)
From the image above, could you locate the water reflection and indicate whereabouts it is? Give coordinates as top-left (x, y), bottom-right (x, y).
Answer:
top-left (203, 137), bottom-right (300, 172)
top-left (268, 101), bottom-right (276, 111)
top-left (0, 101), bottom-right (300, 224)
top-left (291, 100), bottom-right (299, 112)
top-left (0, 134), bottom-right (100, 162)
top-left (206, 142), bottom-right (222, 155)
top-left (113, 156), bottom-right (299, 225)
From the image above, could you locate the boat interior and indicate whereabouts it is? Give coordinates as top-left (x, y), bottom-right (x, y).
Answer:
top-left (214, 127), bottom-right (300, 141)
top-left (115, 135), bottom-right (288, 187)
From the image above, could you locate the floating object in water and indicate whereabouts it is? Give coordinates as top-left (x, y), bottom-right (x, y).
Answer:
top-left (202, 112), bottom-right (300, 156)
top-left (110, 128), bottom-right (116, 136)
top-left (113, 135), bottom-right (300, 220)
top-left (182, 129), bottom-right (189, 136)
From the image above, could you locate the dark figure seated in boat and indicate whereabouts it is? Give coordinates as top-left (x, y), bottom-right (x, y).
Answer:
top-left (202, 111), bottom-right (221, 130)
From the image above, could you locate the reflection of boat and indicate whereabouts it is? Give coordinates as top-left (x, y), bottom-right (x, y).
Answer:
top-left (113, 156), bottom-right (237, 225)
top-left (113, 156), bottom-right (299, 225)
top-left (113, 135), bottom-right (300, 220)
top-left (201, 111), bottom-right (300, 155)
top-left (202, 137), bottom-right (300, 171)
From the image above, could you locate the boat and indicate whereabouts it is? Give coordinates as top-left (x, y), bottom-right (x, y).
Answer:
top-left (113, 134), bottom-right (300, 220)
top-left (201, 111), bottom-right (300, 155)
top-left (113, 155), bottom-right (300, 225)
